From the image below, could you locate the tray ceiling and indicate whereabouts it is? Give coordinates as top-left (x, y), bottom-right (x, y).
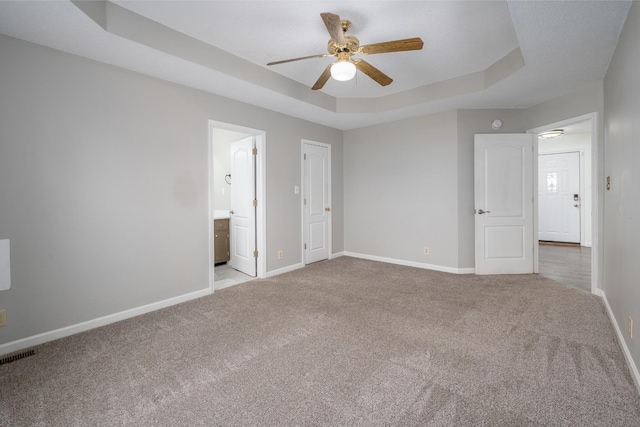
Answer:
top-left (0, 1), bottom-right (632, 130)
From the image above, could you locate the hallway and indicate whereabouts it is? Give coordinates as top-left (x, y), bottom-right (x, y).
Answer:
top-left (538, 244), bottom-right (591, 292)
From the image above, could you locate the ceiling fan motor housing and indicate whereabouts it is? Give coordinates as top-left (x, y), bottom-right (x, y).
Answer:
top-left (328, 34), bottom-right (360, 54)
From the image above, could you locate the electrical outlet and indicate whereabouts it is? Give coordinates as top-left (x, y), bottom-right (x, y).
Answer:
top-left (0, 310), bottom-right (6, 327)
top-left (278, 250), bottom-right (283, 260)
top-left (630, 316), bottom-right (634, 339)
top-left (423, 247), bottom-right (430, 255)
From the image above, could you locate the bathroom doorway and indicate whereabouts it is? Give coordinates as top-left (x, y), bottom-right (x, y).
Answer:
top-left (209, 121), bottom-right (266, 291)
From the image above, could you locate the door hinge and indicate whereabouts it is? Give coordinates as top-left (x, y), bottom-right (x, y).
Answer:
top-left (304, 154), bottom-right (307, 160)
top-left (253, 199), bottom-right (258, 207)
top-left (304, 198), bottom-right (307, 205)
top-left (252, 148), bottom-right (257, 155)
top-left (253, 250), bottom-right (258, 258)
top-left (304, 243), bottom-right (307, 250)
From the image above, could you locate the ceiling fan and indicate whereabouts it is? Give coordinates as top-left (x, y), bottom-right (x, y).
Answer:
top-left (267, 12), bottom-right (424, 90)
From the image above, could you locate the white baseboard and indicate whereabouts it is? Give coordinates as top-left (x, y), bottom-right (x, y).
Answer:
top-left (343, 252), bottom-right (475, 275)
top-left (265, 254), bottom-right (344, 278)
top-left (265, 262), bottom-right (304, 278)
top-left (0, 288), bottom-right (211, 357)
top-left (600, 291), bottom-right (640, 394)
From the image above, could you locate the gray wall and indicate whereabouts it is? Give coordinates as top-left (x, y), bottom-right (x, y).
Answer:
top-left (0, 35), bottom-right (342, 345)
top-left (343, 111), bottom-right (461, 269)
top-left (603, 1), bottom-right (640, 377)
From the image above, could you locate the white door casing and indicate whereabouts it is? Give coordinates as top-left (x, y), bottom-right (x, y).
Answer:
top-left (475, 134), bottom-right (534, 275)
top-left (538, 152), bottom-right (581, 243)
top-left (303, 141), bottom-right (330, 264)
top-left (230, 136), bottom-right (256, 277)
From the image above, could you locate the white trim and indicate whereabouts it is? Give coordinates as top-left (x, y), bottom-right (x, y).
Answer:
top-left (207, 124), bottom-right (215, 292)
top-left (344, 252), bottom-right (475, 275)
top-left (255, 133), bottom-right (267, 279)
top-left (527, 112), bottom-right (599, 294)
top-left (265, 262), bottom-right (305, 278)
top-left (601, 291), bottom-right (640, 394)
top-left (208, 120), bottom-right (267, 289)
top-left (533, 134), bottom-right (539, 273)
top-left (330, 251), bottom-right (345, 259)
top-left (301, 139), bottom-right (332, 266)
top-left (0, 288), bottom-right (210, 357)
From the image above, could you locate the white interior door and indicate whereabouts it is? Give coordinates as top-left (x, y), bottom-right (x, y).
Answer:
top-left (538, 152), bottom-right (581, 243)
top-left (474, 134), bottom-right (534, 274)
top-left (303, 142), bottom-right (330, 264)
top-left (230, 136), bottom-right (256, 277)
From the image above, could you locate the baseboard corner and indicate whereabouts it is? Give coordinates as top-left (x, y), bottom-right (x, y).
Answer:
top-left (265, 262), bottom-right (304, 278)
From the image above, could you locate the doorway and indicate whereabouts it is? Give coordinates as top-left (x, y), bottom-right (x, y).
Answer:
top-left (209, 121), bottom-right (266, 292)
top-left (529, 114), bottom-right (596, 293)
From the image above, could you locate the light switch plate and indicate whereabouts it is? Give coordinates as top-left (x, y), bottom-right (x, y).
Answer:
top-left (0, 239), bottom-right (10, 291)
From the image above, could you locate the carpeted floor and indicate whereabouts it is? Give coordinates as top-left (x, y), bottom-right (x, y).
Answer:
top-left (1, 257), bottom-right (639, 426)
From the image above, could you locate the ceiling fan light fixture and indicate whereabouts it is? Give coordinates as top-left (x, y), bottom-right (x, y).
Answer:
top-left (330, 60), bottom-right (356, 81)
top-left (539, 129), bottom-right (565, 139)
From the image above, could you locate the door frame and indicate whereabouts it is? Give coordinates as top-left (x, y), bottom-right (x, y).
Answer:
top-left (300, 139), bottom-right (332, 265)
top-left (208, 120), bottom-right (266, 293)
top-left (527, 112), bottom-right (599, 294)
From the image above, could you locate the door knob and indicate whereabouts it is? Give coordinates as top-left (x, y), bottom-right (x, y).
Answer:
top-left (477, 209), bottom-right (490, 215)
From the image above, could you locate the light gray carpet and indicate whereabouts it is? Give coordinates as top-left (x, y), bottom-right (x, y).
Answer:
top-left (1, 257), bottom-right (639, 426)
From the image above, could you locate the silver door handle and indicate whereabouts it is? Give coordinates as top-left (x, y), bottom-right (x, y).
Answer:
top-left (477, 209), bottom-right (490, 215)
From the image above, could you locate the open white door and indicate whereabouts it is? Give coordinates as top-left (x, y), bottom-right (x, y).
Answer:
top-left (474, 134), bottom-right (534, 274)
top-left (538, 152), bottom-right (581, 243)
top-left (230, 136), bottom-right (256, 277)
top-left (303, 141), bottom-right (330, 264)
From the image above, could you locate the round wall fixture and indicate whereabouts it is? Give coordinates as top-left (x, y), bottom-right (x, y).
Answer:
top-left (491, 119), bottom-right (503, 130)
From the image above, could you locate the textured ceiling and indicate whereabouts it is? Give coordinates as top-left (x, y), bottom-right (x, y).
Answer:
top-left (0, 1), bottom-right (632, 130)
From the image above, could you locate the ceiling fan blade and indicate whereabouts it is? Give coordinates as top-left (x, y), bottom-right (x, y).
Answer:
top-left (312, 63), bottom-right (333, 90)
top-left (354, 59), bottom-right (393, 86)
top-left (267, 53), bottom-right (332, 66)
top-left (321, 12), bottom-right (346, 46)
top-left (360, 37), bottom-right (424, 55)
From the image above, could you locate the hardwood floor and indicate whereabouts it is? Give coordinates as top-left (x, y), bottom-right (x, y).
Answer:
top-left (538, 244), bottom-right (591, 292)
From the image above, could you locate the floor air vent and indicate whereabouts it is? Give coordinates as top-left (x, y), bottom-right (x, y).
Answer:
top-left (0, 348), bottom-right (37, 366)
